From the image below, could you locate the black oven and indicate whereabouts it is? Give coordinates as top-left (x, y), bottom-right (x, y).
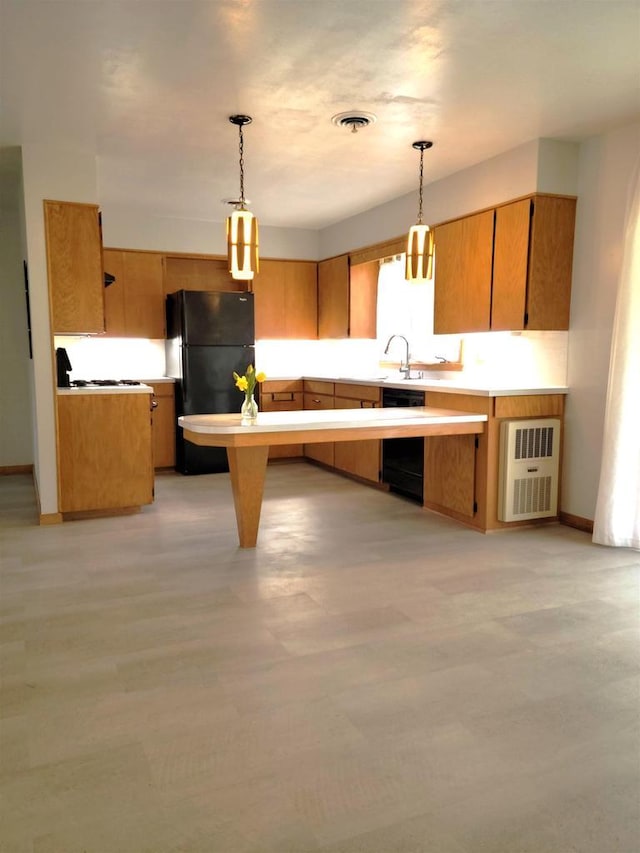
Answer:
top-left (382, 387), bottom-right (425, 503)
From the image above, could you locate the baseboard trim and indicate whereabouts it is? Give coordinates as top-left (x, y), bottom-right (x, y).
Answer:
top-left (40, 512), bottom-right (63, 525)
top-left (559, 511), bottom-right (594, 534)
top-left (0, 464), bottom-right (33, 475)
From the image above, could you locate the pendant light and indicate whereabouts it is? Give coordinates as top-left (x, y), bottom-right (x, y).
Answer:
top-left (227, 114), bottom-right (259, 281)
top-left (405, 140), bottom-right (434, 282)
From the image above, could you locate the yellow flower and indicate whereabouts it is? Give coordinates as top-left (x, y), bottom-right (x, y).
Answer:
top-left (233, 365), bottom-right (266, 396)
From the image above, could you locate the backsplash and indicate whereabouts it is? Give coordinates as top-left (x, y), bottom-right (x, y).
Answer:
top-left (54, 337), bottom-right (167, 380)
top-left (54, 330), bottom-right (568, 387)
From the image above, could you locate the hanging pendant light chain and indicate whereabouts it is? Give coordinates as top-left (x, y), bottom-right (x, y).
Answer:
top-left (238, 124), bottom-right (246, 207)
top-left (417, 147), bottom-right (424, 225)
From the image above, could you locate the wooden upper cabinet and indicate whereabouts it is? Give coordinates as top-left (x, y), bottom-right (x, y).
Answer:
top-left (45, 200), bottom-right (105, 334)
top-left (318, 254), bottom-right (349, 338)
top-left (349, 261), bottom-right (378, 339)
top-left (253, 259), bottom-right (317, 339)
top-left (434, 194), bottom-right (576, 334)
top-left (163, 256), bottom-right (245, 294)
top-left (526, 195), bottom-right (576, 330)
top-left (103, 250), bottom-right (165, 338)
top-left (491, 199), bottom-right (531, 330)
top-left (434, 210), bottom-right (494, 334)
top-left (318, 254), bottom-right (377, 339)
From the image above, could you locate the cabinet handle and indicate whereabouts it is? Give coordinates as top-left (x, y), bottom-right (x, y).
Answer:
top-left (151, 399), bottom-right (158, 410)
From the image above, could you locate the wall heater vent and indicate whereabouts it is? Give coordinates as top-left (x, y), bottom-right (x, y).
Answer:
top-left (498, 419), bottom-right (561, 522)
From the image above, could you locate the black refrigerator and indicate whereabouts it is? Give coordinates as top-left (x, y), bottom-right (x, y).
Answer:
top-left (166, 290), bottom-right (255, 475)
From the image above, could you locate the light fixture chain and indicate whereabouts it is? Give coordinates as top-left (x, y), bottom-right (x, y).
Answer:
top-left (238, 124), bottom-right (245, 206)
top-left (417, 146), bottom-right (424, 224)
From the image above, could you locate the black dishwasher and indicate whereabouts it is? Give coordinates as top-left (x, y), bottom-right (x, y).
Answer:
top-left (382, 387), bottom-right (425, 503)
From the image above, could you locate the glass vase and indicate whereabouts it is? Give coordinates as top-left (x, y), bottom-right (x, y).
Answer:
top-left (240, 393), bottom-right (259, 424)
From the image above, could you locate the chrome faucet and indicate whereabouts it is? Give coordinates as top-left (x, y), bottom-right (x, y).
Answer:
top-left (384, 334), bottom-right (411, 378)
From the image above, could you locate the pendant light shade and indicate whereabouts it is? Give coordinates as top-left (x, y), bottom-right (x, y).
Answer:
top-left (405, 140), bottom-right (434, 282)
top-left (226, 115), bottom-right (259, 281)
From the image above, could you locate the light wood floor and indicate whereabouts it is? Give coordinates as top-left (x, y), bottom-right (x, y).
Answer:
top-left (1, 465), bottom-right (639, 853)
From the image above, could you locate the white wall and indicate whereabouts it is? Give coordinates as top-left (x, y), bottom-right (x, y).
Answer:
top-left (100, 205), bottom-right (320, 260)
top-left (319, 139), bottom-right (543, 258)
top-left (20, 143), bottom-right (98, 515)
top-left (0, 148), bottom-right (33, 467)
top-left (563, 121), bottom-right (640, 520)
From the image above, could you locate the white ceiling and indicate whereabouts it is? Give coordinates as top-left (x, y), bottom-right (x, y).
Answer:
top-left (1, 1), bottom-right (639, 230)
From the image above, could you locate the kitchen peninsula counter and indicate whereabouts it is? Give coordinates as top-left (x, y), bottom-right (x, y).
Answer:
top-left (180, 406), bottom-right (487, 548)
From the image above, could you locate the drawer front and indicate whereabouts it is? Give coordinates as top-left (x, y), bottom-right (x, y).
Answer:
top-left (261, 379), bottom-right (303, 395)
top-left (304, 380), bottom-right (334, 396)
top-left (304, 392), bottom-right (334, 410)
top-left (494, 394), bottom-right (564, 418)
top-left (261, 392), bottom-right (303, 411)
top-left (333, 397), bottom-right (380, 410)
top-left (334, 382), bottom-right (381, 403)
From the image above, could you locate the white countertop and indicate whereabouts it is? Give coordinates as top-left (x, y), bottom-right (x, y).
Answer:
top-left (272, 374), bottom-right (568, 397)
top-left (57, 384), bottom-right (153, 395)
top-left (180, 406), bottom-right (488, 436)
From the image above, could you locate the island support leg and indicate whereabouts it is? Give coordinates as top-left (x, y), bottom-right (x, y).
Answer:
top-left (226, 445), bottom-right (269, 548)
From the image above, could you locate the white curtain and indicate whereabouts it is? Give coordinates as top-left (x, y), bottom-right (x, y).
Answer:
top-left (593, 160), bottom-right (640, 550)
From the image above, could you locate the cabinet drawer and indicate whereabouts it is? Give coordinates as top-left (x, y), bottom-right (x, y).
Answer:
top-left (261, 379), bottom-right (303, 395)
top-left (304, 380), bottom-right (334, 396)
top-left (261, 392), bottom-right (303, 411)
top-left (334, 397), bottom-right (380, 410)
top-left (304, 393), bottom-right (334, 410)
top-left (334, 382), bottom-right (381, 403)
top-left (494, 395), bottom-right (564, 418)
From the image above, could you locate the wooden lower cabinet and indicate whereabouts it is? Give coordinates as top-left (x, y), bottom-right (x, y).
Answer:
top-left (333, 383), bottom-right (381, 483)
top-left (303, 380), bottom-right (335, 466)
top-left (425, 391), bottom-right (565, 530)
top-left (260, 380), bottom-right (304, 459)
top-left (142, 381), bottom-right (176, 469)
top-left (424, 434), bottom-right (476, 517)
top-left (57, 392), bottom-right (154, 514)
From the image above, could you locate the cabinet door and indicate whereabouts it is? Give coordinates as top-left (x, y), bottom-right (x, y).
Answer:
top-left (253, 260), bottom-right (317, 339)
top-left (333, 396), bottom-right (381, 482)
top-left (103, 250), bottom-right (165, 338)
top-left (349, 261), bottom-right (378, 339)
top-left (491, 199), bottom-right (531, 331)
top-left (57, 393), bottom-right (153, 512)
top-left (103, 249), bottom-right (127, 336)
top-left (253, 260), bottom-right (285, 339)
top-left (303, 390), bottom-right (335, 466)
top-left (434, 210), bottom-right (494, 334)
top-left (284, 261), bottom-right (317, 338)
top-left (424, 434), bottom-right (476, 517)
top-left (123, 252), bottom-right (165, 338)
top-left (527, 196), bottom-right (576, 330)
top-left (163, 256), bottom-right (246, 294)
top-left (148, 383), bottom-right (176, 468)
top-left (318, 255), bottom-right (349, 338)
top-left (45, 200), bottom-right (105, 334)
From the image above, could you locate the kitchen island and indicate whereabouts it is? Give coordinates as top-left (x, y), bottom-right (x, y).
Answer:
top-left (179, 406), bottom-right (487, 547)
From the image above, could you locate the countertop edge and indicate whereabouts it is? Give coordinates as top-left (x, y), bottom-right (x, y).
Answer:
top-left (263, 375), bottom-right (569, 397)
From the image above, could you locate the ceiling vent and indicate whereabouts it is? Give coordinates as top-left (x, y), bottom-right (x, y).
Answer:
top-left (331, 111), bottom-right (377, 134)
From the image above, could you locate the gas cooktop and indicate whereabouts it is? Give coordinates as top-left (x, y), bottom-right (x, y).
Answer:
top-left (70, 379), bottom-right (142, 387)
